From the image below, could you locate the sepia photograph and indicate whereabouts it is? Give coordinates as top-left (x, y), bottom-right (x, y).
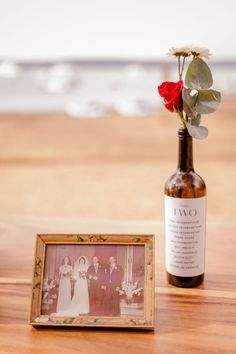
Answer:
top-left (30, 233), bottom-right (155, 329)
top-left (42, 244), bottom-right (145, 318)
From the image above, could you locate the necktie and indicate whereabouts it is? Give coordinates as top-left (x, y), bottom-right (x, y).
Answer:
top-left (110, 266), bottom-right (114, 275)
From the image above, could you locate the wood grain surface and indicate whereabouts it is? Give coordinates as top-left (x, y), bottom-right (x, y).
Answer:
top-left (0, 98), bottom-right (235, 223)
top-left (0, 90), bottom-right (235, 352)
top-left (0, 216), bottom-right (235, 354)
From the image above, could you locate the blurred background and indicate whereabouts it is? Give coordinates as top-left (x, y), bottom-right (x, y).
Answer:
top-left (0, 0), bottom-right (235, 222)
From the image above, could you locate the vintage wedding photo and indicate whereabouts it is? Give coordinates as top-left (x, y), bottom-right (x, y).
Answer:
top-left (41, 243), bottom-right (145, 318)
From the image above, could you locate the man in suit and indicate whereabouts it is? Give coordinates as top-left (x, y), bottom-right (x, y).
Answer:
top-left (87, 256), bottom-right (106, 315)
top-left (105, 256), bottom-right (124, 316)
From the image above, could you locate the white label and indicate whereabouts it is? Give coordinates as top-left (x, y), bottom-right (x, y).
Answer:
top-left (165, 195), bottom-right (206, 277)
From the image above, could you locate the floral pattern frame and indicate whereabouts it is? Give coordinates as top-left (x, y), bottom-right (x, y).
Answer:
top-left (29, 233), bottom-right (155, 330)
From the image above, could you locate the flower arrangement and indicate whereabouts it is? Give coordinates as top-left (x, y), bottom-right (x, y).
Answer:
top-left (43, 277), bottom-right (56, 299)
top-left (158, 46), bottom-right (221, 139)
top-left (42, 277), bottom-right (57, 308)
top-left (119, 281), bottom-right (143, 304)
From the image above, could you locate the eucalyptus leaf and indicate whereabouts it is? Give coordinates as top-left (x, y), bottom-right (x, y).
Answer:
top-left (185, 57), bottom-right (213, 90)
top-left (196, 89), bottom-right (221, 114)
top-left (182, 87), bottom-right (198, 119)
top-left (182, 87), bottom-right (196, 105)
top-left (189, 114), bottom-right (201, 126)
top-left (186, 122), bottom-right (208, 140)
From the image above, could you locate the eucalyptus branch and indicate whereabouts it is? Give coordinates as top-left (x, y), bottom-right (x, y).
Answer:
top-left (157, 46), bottom-right (218, 140)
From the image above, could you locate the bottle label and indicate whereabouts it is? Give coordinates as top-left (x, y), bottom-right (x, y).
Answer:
top-left (165, 195), bottom-right (206, 277)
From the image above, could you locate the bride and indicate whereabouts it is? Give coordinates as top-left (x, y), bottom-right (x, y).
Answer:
top-left (70, 256), bottom-right (90, 315)
top-left (54, 256), bottom-right (90, 316)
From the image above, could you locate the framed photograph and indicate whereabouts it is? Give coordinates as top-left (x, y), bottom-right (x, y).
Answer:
top-left (30, 233), bottom-right (155, 329)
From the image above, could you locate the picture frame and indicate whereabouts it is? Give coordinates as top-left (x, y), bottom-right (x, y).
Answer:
top-left (29, 233), bottom-right (155, 329)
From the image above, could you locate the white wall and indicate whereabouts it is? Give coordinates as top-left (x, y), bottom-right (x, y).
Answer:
top-left (0, 0), bottom-right (235, 60)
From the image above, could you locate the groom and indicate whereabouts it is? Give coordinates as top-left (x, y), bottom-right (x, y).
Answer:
top-left (104, 256), bottom-right (124, 316)
top-left (87, 256), bottom-right (106, 315)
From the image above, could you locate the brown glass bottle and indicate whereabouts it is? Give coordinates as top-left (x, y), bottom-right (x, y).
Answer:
top-left (164, 128), bottom-right (206, 287)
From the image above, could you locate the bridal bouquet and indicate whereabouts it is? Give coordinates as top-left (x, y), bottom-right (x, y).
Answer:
top-left (157, 46), bottom-right (221, 139)
top-left (79, 271), bottom-right (87, 279)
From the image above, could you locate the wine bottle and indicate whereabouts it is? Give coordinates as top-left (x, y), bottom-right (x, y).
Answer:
top-left (164, 128), bottom-right (206, 287)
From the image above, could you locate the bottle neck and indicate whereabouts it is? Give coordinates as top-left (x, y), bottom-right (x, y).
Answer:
top-left (177, 129), bottom-right (194, 171)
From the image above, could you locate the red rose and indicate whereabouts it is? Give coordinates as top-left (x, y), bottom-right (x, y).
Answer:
top-left (158, 80), bottom-right (183, 112)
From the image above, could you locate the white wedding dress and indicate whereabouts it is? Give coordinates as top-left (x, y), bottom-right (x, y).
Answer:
top-left (70, 264), bottom-right (90, 315)
top-left (54, 258), bottom-right (90, 316)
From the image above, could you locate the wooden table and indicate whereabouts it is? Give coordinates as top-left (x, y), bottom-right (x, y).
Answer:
top-left (0, 216), bottom-right (235, 353)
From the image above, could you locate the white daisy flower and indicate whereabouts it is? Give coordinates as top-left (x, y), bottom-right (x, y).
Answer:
top-left (167, 46), bottom-right (192, 57)
top-left (190, 46), bottom-right (212, 59)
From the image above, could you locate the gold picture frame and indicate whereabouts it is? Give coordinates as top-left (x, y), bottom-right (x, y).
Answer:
top-left (29, 233), bottom-right (155, 330)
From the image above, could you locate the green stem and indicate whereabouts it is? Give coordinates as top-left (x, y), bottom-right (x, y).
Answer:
top-left (177, 56), bottom-right (181, 80)
top-left (180, 56), bottom-right (186, 80)
top-left (175, 109), bottom-right (186, 129)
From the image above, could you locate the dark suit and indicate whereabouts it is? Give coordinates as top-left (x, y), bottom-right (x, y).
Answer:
top-left (87, 264), bottom-right (106, 315)
top-left (105, 264), bottom-right (124, 316)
